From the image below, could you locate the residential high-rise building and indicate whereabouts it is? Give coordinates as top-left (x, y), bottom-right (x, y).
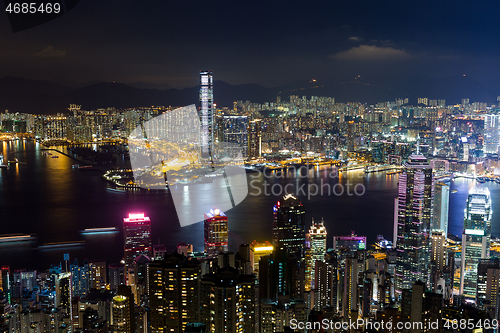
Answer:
top-left (259, 250), bottom-right (305, 303)
top-left (477, 258), bottom-right (500, 320)
top-left (149, 253), bottom-right (201, 333)
top-left (432, 182), bottom-right (449, 233)
top-left (112, 295), bottom-right (131, 333)
top-left (460, 187), bottom-right (492, 299)
top-left (273, 194), bottom-right (306, 259)
top-left (108, 263), bottom-right (125, 290)
top-left (55, 272), bottom-right (72, 310)
top-left (133, 255), bottom-right (150, 305)
top-left (70, 259), bottom-right (90, 297)
top-left (312, 252), bottom-right (338, 312)
top-left (200, 266), bottom-right (256, 333)
top-left (199, 70), bottom-right (214, 159)
top-left (89, 260), bottom-right (106, 290)
top-left (395, 152), bottom-right (433, 297)
top-left (401, 281), bottom-right (443, 333)
top-left (112, 286), bottom-right (134, 333)
top-left (204, 208), bottom-right (228, 256)
top-left (123, 213), bottom-right (152, 271)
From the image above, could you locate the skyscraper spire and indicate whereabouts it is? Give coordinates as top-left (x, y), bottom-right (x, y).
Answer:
top-left (416, 135), bottom-right (420, 155)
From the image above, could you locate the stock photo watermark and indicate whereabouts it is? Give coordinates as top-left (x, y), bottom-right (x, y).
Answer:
top-left (248, 166), bottom-right (366, 199)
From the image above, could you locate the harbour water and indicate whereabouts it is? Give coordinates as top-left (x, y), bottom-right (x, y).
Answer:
top-left (0, 140), bottom-right (498, 270)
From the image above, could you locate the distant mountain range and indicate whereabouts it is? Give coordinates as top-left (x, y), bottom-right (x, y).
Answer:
top-left (0, 75), bottom-right (498, 114)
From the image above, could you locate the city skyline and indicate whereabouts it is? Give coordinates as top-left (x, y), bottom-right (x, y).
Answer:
top-left (1, 1), bottom-right (500, 325)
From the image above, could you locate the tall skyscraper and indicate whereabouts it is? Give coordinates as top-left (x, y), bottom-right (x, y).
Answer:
top-left (305, 218), bottom-right (327, 290)
top-left (149, 253), bottom-right (201, 333)
top-left (199, 70), bottom-right (214, 159)
top-left (477, 258), bottom-right (500, 320)
top-left (55, 272), bottom-right (72, 310)
top-left (248, 119), bottom-right (262, 159)
top-left (395, 152), bottom-right (433, 297)
top-left (123, 213), bottom-right (152, 271)
top-left (460, 187), bottom-right (492, 299)
top-left (273, 194), bottom-right (306, 259)
top-left (112, 295), bottom-right (131, 332)
top-left (249, 240), bottom-right (273, 276)
top-left (70, 258), bottom-right (90, 297)
top-left (112, 286), bottom-right (134, 333)
top-left (432, 181), bottom-right (450, 233)
top-left (484, 115), bottom-right (500, 154)
top-left (204, 208), bottom-right (228, 256)
top-left (200, 266), bottom-right (256, 333)
top-left (221, 115), bottom-right (248, 158)
top-left (430, 230), bottom-right (446, 273)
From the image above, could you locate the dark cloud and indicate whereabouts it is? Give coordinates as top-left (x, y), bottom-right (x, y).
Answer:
top-left (33, 46), bottom-right (66, 58)
top-left (331, 45), bottom-right (411, 60)
top-left (0, 1), bottom-right (499, 89)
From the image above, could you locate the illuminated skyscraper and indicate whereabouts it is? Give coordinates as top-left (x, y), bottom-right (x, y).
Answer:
top-left (204, 208), bottom-right (228, 256)
top-left (460, 187), bottom-right (492, 299)
top-left (149, 253), bottom-right (201, 332)
top-left (221, 115), bottom-right (248, 158)
top-left (200, 267), bottom-right (256, 333)
top-left (248, 119), bottom-right (262, 159)
top-left (484, 115), bottom-right (500, 154)
top-left (477, 258), bottom-right (500, 320)
top-left (432, 182), bottom-right (449, 233)
top-left (395, 152), bottom-right (433, 297)
top-left (70, 258), bottom-right (90, 297)
top-left (273, 194), bottom-right (306, 259)
top-left (199, 70), bottom-right (214, 158)
top-left (123, 213), bottom-right (152, 271)
top-left (112, 295), bottom-right (131, 333)
top-left (305, 218), bottom-right (327, 290)
top-left (250, 240), bottom-right (273, 275)
top-left (55, 272), bottom-right (72, 310)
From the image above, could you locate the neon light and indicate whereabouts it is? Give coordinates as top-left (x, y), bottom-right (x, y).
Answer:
top-left (465, 229), bottom-right (484, 236)
top-left (129, 213), bottom-right (145, 219)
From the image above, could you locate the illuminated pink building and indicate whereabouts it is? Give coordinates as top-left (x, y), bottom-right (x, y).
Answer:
top-left (123, 213), bottom-right (152, 270)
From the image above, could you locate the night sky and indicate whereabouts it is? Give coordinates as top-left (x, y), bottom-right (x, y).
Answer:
top-left (1, 1), bottom-right (500, 90)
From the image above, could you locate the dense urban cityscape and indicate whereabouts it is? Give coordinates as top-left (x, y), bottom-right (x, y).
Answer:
top-left (0, 68), bottom-right (497, 333)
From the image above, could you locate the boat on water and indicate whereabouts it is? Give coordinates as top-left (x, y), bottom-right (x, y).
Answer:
top-left (80, 227), bottom-right (118, 235)
top-left (38, 241), bottom-right (84, 249)
top-left (0, 234), bottom-right (33, 242)
top-left (51, 155), bottom-right (59, 158)
top-left (79, 165), bottom-right (93, 169)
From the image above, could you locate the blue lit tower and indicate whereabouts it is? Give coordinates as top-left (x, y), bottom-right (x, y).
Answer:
top-left (199, 70), bottom-right (214, 159)
top-left (395, 152), bottom-right (433, 298)
top-left (273, 194), bottom-right (306, 259)
top-left (460, 187), bottom-right (492, 299)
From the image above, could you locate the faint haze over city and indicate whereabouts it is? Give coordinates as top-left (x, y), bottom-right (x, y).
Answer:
top-left (1, 0), bottom-right (500, 91)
